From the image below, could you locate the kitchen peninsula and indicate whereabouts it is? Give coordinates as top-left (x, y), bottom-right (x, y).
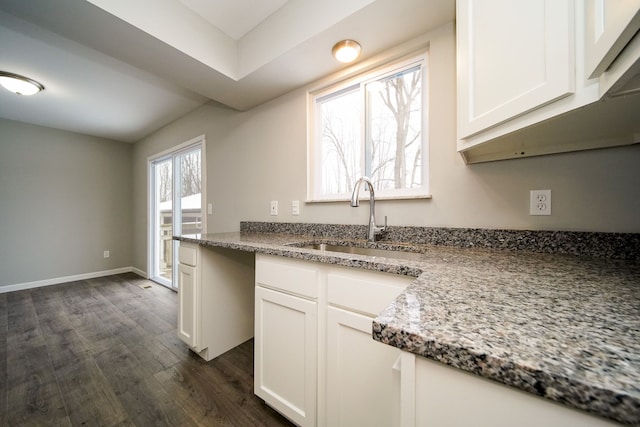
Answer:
top-left (175, 222), bottom-right (640, 426)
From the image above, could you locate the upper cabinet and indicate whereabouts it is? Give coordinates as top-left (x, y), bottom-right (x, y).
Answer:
top-left (585, 0), bottom-right (640, 79)
top-left (457, 0), bottom-right (640, 164)
top-left (457, 0), bottom-right (575, 139)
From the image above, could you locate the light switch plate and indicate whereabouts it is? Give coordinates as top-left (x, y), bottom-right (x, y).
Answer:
top-left (270, 200), bottom-right (278, 216)
top-left (291, 200), bottom-right (300, 215)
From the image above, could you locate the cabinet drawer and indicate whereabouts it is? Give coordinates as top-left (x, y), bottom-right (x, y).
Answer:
top-left (256, 255), bottom-right (318, 298)
top-left (179, 244), bottom-right (198, 267)
top-left (328, 269), bottom-right (411, 317)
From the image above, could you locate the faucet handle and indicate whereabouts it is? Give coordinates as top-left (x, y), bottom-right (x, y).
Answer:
top-left (375, 216), bottom-right (388, 236)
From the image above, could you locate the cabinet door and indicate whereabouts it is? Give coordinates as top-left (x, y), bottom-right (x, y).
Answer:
top-left (457, 0), bottom-right (574, 138)
top-left (255, 286), bottom-right (317, 427)
top-left (177, 263), bottom-right (197, 348)
top-left (326, 306), bottom-right (401, 427)
top-left (413, 356), bottom-right (621, 427)
top-left (585, 0), bottom-right (640, 79)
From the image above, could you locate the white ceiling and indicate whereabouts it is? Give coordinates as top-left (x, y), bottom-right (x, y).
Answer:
top-left (0, 0), bottom-right (454, 142)
top-left (178, 0), bottom-right (289, 40)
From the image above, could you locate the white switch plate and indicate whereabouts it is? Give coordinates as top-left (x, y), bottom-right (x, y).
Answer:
top-left (530, 190), bottom-right (551, 215)
top-left (291, 200), bottom-right (300, 215)
top-left (270, 200), bottom-right (278, 216)
top-left (207, 203), bottom-right (213, 215)
top-left (103, 250), bottom-right (110, 258)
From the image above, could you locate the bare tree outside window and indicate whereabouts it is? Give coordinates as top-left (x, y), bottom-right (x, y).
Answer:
top-left (180, 150), bottom-right (201, 198)
top-left (157, 160), bottom-right (172, 203)
top-left (314, 55), bottom-right (426, 200)
top-left (369, 66), bottom-right (422, 190)
top-left (320, 87), bottom-right (361, 195)
top-left (156, 150), bottom-right (201, 203)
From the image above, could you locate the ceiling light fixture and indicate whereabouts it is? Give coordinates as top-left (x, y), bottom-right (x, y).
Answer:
top-left (0, 71), bottom-right (44, 96)
top-left (332, 40), bottom-right (362, 63)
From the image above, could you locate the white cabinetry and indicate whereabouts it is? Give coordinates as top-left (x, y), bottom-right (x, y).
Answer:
top-left (254, 254), bottom-right (412, 427)
top-left (255, 255), bottom-right (318, 427)
top-left (594, 0), bottom-right (640, 97)
top-left (456, 0), bottom-right (640, 164)
top-left (176, 242), bottom-right (255, 361)
top-left (585, 0), bottom-right (640, 79)
top-left (396, 352), bottom-right (622, 427)
top-left (177, 243), bottom-right (199, 347)
top-left (325, 268), bottom-right (411, 427)
top-left (457, 0), bottom-right (575, 139)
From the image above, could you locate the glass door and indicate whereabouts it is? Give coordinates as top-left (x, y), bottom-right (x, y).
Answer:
top-left (150, 142), bottom-right (203, 289)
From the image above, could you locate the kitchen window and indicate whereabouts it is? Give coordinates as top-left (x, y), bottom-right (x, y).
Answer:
top-left (308, 51), bottom-right (429, 201)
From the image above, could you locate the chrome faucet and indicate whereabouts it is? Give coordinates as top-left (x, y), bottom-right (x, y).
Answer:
top-left (350, 176), bottom-right (387, 242)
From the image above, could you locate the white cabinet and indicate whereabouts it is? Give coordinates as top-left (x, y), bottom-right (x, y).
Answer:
top-left (585, 0), bottom-right (640, 79)
top-left (254, 255), bottom-right (318, 427)
top-left (177, 262), bottom-right (197, 347)
top-left (593, 0), bottom-right (640, 97)
top-left (396, 352), bottom-right (622, 427)
top-left (456, 0), bottom-right (640, 164)
top-left (457, 0), bottom-right (575, 139)
top-left (325, 268), bottom-right (411, 427)
top-left (176, 242), bottom-right (255, 361)
top-left (177, 243), bottom-right (199, 348)
top-left (254, 254), bottom-right (412, 427)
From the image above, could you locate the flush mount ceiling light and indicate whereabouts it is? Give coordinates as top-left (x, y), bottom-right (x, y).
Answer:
top-left (332, 40), bottom-right (362, 63)
top-left (0, 71), bottom-right (44, 96)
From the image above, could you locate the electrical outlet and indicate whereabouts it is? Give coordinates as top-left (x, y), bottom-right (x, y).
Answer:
top-left (291, 200), bottom-right (300, 215)
top-left (530, 190), bottom-right (551, 215)
top-left (270, 200), bottom-right (278, 216)
top-left (103, 250), bottom-right (110, 258)
top-left (207, 203), bottom-right (213, 215)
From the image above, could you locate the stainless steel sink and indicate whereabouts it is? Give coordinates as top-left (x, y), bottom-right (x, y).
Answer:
top-left (299, 243), bottom-right (425, 261)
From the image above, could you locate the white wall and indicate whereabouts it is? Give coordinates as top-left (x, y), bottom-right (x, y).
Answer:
top-left (132, 22), bottom-right (640, 272)
top-left (0, 118), bottom-right (133, 288)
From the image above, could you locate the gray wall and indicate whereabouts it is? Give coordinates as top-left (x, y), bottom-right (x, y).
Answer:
top-left (0, 118), bottom-right (133, 288)
top-left (127, 22), bottom-right (637, 273)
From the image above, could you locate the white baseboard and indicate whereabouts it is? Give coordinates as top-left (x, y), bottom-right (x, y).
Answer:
top-left (0, 267), bottom-right (147, 293)
top-left (131, 266), bottom-right (148, 279)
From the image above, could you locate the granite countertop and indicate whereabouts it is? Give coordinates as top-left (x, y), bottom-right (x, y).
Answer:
top-left (177, 230), bottom-right (640, 425)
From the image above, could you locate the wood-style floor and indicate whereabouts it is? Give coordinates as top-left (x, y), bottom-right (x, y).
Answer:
top-left (0, 273), bottom-right (294, 426)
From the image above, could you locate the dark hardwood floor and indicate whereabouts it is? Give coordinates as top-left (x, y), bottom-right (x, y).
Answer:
top-left (0, 273), bottom-right (294, 427)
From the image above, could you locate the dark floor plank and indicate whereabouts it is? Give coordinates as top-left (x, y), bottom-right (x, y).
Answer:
top-left (154, 357), bottom-right (246, 426)
top-left (94, 342), bottom-right (196, 426)
top-left (1, 273), bottom-right (294, 427)
top-left (6, 344), bottom-right (70, 426)
top-left (54, 356), bottom-right (129, 426)
top-left (126, 376), bottom-right (199, 427)
top-left (156, 329), bottom-right (193, 361)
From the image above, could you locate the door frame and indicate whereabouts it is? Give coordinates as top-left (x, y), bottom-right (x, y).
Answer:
top-left (147, 134), bottom-right (207, 288)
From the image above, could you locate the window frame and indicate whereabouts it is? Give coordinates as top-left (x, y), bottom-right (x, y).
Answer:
top-left (307, 50), bottom-right (430, 202)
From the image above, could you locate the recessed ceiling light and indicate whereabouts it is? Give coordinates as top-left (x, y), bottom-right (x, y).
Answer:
top-left (332, 40), bottom-right (362, 63)
top-left (0, 71), bottom-right (44, 96)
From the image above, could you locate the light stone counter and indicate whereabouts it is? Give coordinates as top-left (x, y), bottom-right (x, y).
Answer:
top-left (177, 224), bottom-right (640, 425)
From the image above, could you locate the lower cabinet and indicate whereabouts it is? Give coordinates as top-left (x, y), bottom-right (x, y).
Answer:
top-left (254, 286), bottom-right (317, 427)
top-left (325, 268), bottom-right (411, 427)
top-left (396, 352), bottom-right (622, 427)
top-left (326, 306), bottom-right (403, 427)
top-left (254, 254), bottom-right (411, 427)
top-left (255, 255), bottom-right (319, 427)
top-left (177, 262), bottom-right (197, 347)
top-left (177, 242), bottom-right (255, 361)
